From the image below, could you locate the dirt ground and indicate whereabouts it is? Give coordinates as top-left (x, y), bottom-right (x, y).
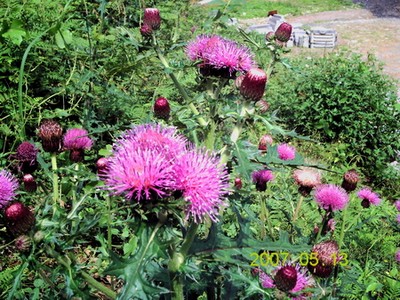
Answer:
top-left (239, 8), bottom-right (400, 89)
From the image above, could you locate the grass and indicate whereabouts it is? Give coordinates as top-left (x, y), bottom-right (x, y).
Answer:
top-left (201, 0), bottom-right (360, 19)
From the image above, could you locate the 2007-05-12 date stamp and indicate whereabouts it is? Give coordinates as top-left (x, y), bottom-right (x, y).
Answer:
top-left (249, 251), bottom-right (349, 267)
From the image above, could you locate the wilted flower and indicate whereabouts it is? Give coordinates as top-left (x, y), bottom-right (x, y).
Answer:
top-left (258, 134), bottom-right (273, 151)
top-left (0, 170), bottom-right (19, 209)
top-left (4, 201), bottom-right (35, 236)
top-left (293, 168), bottom-right (321, 196)
top-left (173, 148), bottom-right (229, 223)
top-left (341, 169), bottom-right (359, 192)
top-left (186, 35), bottom-right (254, 78)
top-left (314, 184), bottom-right (349, 211)
top-left (275, 22), bottom-right (292, 43)
top-left (252, 169), bottom-right (274, 192)
top-left (277, 143), bottom-right (296, 160)
top-left (308, 240), bottom-right (340, 278)
top-left (143, 8), bottom-right (161, 30)
top-left (23, 174), bottom-right (37, 192)
top-left (15, 235), bottom-right (31, 252)
top-left (239, 68), bottom-right (267, 101)
top-left (394, 200), bottom-right (400, 211)
top-left (38, 119), bottom-right (63, 153)
top-left (63, 128), bottom-right (93, 162)
top-left (357, 187), bottom-right (381, 208)
top-left (11, 142), bottom-right (38, 174)
top-left (153, 97), bottom-right (170, 120)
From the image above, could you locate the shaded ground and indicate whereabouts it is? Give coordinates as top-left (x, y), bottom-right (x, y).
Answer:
top-left (352, 0), bottom-right (400, 18)
top-left (239, 8), bottom-right (400, 87)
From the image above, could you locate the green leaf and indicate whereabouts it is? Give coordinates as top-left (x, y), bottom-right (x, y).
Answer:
top-left (2, 20), bottom-right (26, 45)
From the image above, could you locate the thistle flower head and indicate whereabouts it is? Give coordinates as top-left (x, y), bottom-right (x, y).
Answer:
top-left (256, 99), bottom-right (270, 113)
top-left (275, 22), bottom-right (292, 42)
top-left (239, 68), bottom-right (267, 101)
top-left (274, 265), bottom-right (298, 292)
top-left (314, 184), bottom-right (349, 211)
top-left (96, 157), bottom-right (109, 176)
top-left (23, 174), bottom-right (37, 192)
top-left (15, 235), bottom-right (31, 252)
top-left (153, 97), bottom-right (170, 120)
top-left (0, 170), bottom-right (19, 209)
top-left (252, 169), bottom-right (274, 192)
top-left (277, 143), bottom-right (296, 161)
top-left (11, 141), bottom-right (38, 174)
top-left (143, 8), bottom-right (161, 30)
top-left (140, 23), bottom-right (153, 37)
top-left (186, 35), bottom-right (254, 78)
top-left (396, 249), bottom-right (400, 262)
top-left (4, 201), bottom-right (35, 236)
top-left (38, 119), bottom-right (63, 152)
top-left (234, 177), bottom-right (242, 189)
top-left (293, 168), bottom-right (322, 196)
top-left (63, 128), bottom-right (93, 162)
top-left (173, 148), bottom-right (229, 223)
top-left (357, 187), bottom-right (381, 208)
top-left (265, 31), bottom-right (275, 41)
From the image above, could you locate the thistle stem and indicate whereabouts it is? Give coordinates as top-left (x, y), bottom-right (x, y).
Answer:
top-left (292, 196), bottom-right (305, 223)
top-left (51, 153), bottom-right (59, 211)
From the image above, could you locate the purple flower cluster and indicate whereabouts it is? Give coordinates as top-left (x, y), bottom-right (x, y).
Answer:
top-left (102, 124), bottom-right (229, 223)
top-left (186, 35), bottom-right (254, 78)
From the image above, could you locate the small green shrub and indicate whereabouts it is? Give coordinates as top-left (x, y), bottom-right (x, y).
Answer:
top-left (268, 51), bottom-right (400, 188)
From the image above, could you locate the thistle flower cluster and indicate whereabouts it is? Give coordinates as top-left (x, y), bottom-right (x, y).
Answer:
top-left (186, 35), bottom-right (254, 79)
top-left (102, 124), bottom-right (229, 223)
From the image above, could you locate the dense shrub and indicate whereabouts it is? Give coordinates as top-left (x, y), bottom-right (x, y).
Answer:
top-left (268, 51), bottom-right (400, 186)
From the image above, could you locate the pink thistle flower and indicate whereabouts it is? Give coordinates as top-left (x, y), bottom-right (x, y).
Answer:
top-left (63, 128), bottom-right (93, 162)
top-left (104, 147), bottom-right (176, 201)
top-left (252, 169), bottom-right (274, 192)
top-left (314, 184), bottom-right (349, 211)
top-left (394, 200), bottom-right (400, 211)
top-left (277, 143), bottom-right (296, 161)
top-left (293, 168), bottom-right (322, 196)
top-left (173, 148), bottom-right (229, 223)
top-left (397, 214), bottom-right (400, 224)
top-left (0, 170), bottom-right (19, 209)
top-left (259, 271), bottom-right (275, 288)
top-left (396, 249), bottom-right (400, 262)
top-left (186, 35), bottom-right (254, 79)
top-left (143, 8), bottom-right (161, 30)
top-left (239, 68), bottom-right (267, 101)
top-left (357, 187), bottom-right (381, 208)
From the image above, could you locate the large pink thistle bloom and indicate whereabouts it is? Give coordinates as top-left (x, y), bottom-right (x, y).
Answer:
top-left (277, 143), bottom-right (296, 160)
top-left (0, 170), bottom-right (19, 209)
top-left (314, 184), bottom-right (349, 211)
top-left (173, 148), bottom-right (229, 223)
top-left (104, 146), bottom-right (176, 201)
top-left (394, 200), bottom-right (400, 211)
top-left (357, 187), bottom-right (381, 207)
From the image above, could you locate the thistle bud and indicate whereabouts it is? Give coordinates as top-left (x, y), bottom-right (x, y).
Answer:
top-left (341, 169), bottom-right (359, 192)
top-left (96, 157), bottom-right (109, 176)
top-left (143, 8), bottom-right (161, 30)
top-left (274, 265), bottom-right (298, 292)
top-left (15, 235), bottom-right (31, 252)
top-left (256, 99), bottom-right (270, 113)
top-left (153, 97), bottom-right (170, 120)
top-left (140, 23), bottom-right (153, 38)
top-left (240, 68), bottom-right (267, 101)
top-left (38, 119), bottom-right (63, 153)
top-left (5, 201), bottom-right (35, 236)
top-left (308, 240), bottom-right (340, 278)
top-left (275, 22), bottom-right (292, 43)
top-left (23, 174), bottom-right (37, 192)
top-left (234, 177), bottom-right (242, 189)
top-left (265, 31), bottom-right (275, 42)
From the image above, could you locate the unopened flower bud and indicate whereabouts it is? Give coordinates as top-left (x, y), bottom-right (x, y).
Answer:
top-left (140, 23), bottom-right (153, 38)
top-left (275, 22), bottom-right (292, 43)
top-left (153, 97), bottom-right (170, 120)
top-left (274, 265), bottom-right (297, 292)
top-left (143, 8), bottom-right (161, 30)
top-left (96, 157), bottom-right (109, 176)
top-left (258, 134), bottom-right (273, 151)
top-left (234, 177), bottom-right (242, 189)
top-left (23, 174), bottom-right (37, 192)
top-left (5, 201), bottom-right (35, 236)
top-left (240, 68), bottom-right (267, 101)
top-left (15, 235), bottom-right (31, 252)
top-left (265, 31), bottom-right (275, 42)
top-left (341, 169), bottom-right (359, 192)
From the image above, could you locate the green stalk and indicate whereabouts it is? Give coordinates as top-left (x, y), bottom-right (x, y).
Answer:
top-left (338, 207), bottom-right (348, 249)
top-left (292, 195), bottom-right (305, 223)
top-left (81, 271), bottom-right (117, 299)
top-left (51, 153), bottom-right (59, 211)
top-left (180, 222), bottom-right (199, 257)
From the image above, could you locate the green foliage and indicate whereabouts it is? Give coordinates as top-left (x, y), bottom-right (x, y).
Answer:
top-left (268, 51), bottom-right (400, 190)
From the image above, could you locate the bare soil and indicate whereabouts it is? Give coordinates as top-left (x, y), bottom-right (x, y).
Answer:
top-left (240, 8), bottom-right (400, 88)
